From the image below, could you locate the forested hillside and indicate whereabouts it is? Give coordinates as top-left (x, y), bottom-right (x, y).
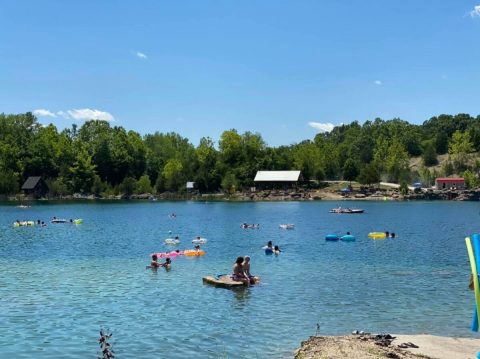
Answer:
top-left (1, 112), bottom-right (480, 196)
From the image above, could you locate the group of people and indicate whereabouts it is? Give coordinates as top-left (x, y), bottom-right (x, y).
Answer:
top-left (150, 255), bottom-right (172, 269)
top-left (232, 256), bottom-right (255, 285)
top-left (264, 241), bottom-right (281, 255)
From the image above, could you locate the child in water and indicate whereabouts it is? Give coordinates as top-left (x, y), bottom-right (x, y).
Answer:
top-left (274, 245), bottom-right (281, 255)
top-left (161, 258), bottom-right (172, 269)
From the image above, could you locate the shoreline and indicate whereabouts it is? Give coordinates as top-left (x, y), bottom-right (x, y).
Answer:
top-left (294, 333), bottom-right (480, 359)
top-left (3, 185), bottom-right (480, 202)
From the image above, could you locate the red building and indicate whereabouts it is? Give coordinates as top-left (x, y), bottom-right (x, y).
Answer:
top-left (435, 177), bottom-right (465, 190)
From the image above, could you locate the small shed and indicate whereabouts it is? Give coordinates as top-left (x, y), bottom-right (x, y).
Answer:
top-left (435, 177), bottom-right (465, 190)
top-left (21, 176), bottom-right (49, 198)
top-left (254, 170), bottom-right (302, 189)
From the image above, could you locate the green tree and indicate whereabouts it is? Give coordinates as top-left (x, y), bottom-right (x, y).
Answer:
top-left (385, 138), bottom-right (409, 182)
top-left (221, 172), bottom-right (238, 194)
top-left (69, 148), bottom-right (97, 193)
top-left (343, 158), bottom-right (358, 182)
top-left (463, 170), bottom-right (479, 189)
top-left (135, 174), bottom-right (153, 194)
top-left (162, 159), bottom-right (183, 191)
top-left (118, 177), bottom-right (136, 196)
top-left (421, 140), bottom-right (438, 167)
top-left (357, 163), bottom-right (380, 185)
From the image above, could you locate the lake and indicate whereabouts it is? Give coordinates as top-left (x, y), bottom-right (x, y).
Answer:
top-left (0, 201), bottom-right (476, 358)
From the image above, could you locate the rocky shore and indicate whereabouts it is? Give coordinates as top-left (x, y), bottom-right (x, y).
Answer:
top-left (294, 333), bottom-right (480, 359)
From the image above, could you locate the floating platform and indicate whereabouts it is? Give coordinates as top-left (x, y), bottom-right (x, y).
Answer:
top-left (202, 275), bottom-right (260, 288)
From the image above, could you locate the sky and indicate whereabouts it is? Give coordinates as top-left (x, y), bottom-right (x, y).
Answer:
top-left (1, 1), bottom-right (480, 146)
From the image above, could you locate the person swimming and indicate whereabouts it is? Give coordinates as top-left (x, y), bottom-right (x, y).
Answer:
top-left (391, 232), bottom-right (396, 238)
top-left (274, 245), bottom-right (281, 255)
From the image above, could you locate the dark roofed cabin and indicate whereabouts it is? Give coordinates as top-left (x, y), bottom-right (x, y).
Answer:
top-left (21, 176), bottom-right (49, 198)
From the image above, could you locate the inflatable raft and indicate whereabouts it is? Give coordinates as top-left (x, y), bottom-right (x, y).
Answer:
top-left (368, 232), bottom-right (387, 239)
top-left (202, 275), bottom-right (260, 288)
top-left (73, 219), bottom-right (83, 224)
top-left (192, 237), bottom-right (207, 244)
top-left (164, 238), bottom-right (180, 245)
top-left (325, 234), bottom-right (340, 241)
top-left (13, 221), bottom-right (35, 227)
top-left (184, 249), bottom-right (205, 256)
top-left (341, 234), bottom-right (356, 242)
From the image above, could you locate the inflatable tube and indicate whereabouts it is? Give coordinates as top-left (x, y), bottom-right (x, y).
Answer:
top-left (265, 248), bottom-right (273, 255)
top-left (192, 238), bottom-right (207, 244)
top-left (164, 238), bottom-right (180, 245)
top-left (13, 221), bottom-right (35, 227)
top-left (73, 219), bottom-right (83, 224)
top-left (368, 232), bottom-right (386, 239)
top-left (466, 236), bottom-right (480, 331)
top-left (153, 251), bottom-right (184, 258)
top-left (325, 234), bottom-right (339, 241)
top-left (51, 219), bottom-right (68, 224)
top-left (341, 234), bottom-right (356, 242)
top-left (184, 249), bottom-right (205, 257)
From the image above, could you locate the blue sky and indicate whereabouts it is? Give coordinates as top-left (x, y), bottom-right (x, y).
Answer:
top-left (1, 1), bottom-right (480, 146)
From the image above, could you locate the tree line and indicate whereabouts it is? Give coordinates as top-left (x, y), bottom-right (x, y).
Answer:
top-left (1, 112), bottom-right (480, 196)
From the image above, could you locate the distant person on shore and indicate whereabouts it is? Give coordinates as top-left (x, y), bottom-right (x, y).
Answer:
top-left (274, 245), bottom-right (281, 255)
top-left (232, 256), bottom-right (249, 285)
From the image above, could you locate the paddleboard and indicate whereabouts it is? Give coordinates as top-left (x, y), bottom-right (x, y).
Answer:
top-left (465, 236), bottom-right (480, 331)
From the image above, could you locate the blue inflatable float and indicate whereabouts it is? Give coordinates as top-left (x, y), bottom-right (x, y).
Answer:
top-left (341, 234), bottom-right (356, 242)
top-left (325, 234), bottom-right (339, 241)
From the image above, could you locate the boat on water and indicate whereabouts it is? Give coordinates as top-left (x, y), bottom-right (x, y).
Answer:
top-left (279, 224), bottom-right (294, 230)
top-left (329, 207), bottom-right (364, 214)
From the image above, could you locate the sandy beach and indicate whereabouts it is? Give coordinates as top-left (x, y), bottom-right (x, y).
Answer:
top-left (294, 334), bottom-right (480, 359)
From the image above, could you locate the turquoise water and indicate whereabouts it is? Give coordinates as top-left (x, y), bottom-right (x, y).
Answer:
top-left (0, 201), bottom-right (477, 358)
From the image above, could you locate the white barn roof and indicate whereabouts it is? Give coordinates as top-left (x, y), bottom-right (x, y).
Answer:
top-left (254, 171), bottom-right (301, 182)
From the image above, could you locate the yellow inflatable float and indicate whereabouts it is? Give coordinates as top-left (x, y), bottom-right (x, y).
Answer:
top-left (368, 232), bottom-right (386, 239)
top-left (184, 249), bottom-right (205, 257)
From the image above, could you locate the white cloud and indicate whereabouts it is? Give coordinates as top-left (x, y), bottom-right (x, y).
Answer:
top-left (470, 5), bottom-right (480, 17)
top-left (66, 108), bottom-right (114, 122)
top-left (136, 51), bottom-right (147, 59)
top-left (33, 109), bottom-right (57, 117)
top-left (374, 80), bottom-right (382, 85)
top-left (34, 108), bottom-right (115, 122)
top-left (308, 122), bottom-right (335, 133)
